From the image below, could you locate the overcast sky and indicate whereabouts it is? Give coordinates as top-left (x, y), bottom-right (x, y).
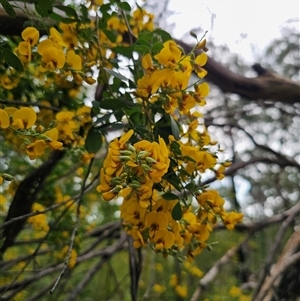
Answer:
top-left (167, 0), bottom-right (299, 62)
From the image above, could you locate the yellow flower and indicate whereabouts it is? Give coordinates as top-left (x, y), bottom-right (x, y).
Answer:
top-left (175, 284), bottom-right (188, 298)
top-left (194, 82), bottom-right (210, 105)
top-left (189, 266), bottom-right (203, 278)
top-left (21, 27), bottom-right (39, 46)
top-left (41, 47), bottom-right (65, 70)
top-left (26, 140), bottom-right (47, 160)
top-left (38, 39), bottom-right (56, 55)
top-left (154, 40), bottom-right (182, 67)
top-left (145, 211), bottom-right (168, 238)
top-left (120, 198), bottom-right (146, 225)
top-left (229, 286), bottom-right (242, 297)
top-left (12, 107), bottom-right (37, 129)
top-left (153, 228), bottom-right (175, 251)
top-left (169, 274), bottom-right (177, 287)
top-left (141, 53), bottom-right (155, 73)
top-left (49, 27), bottom-right (67, 47)
top-left (0, 194), bottom-right (7, 212)
top-left (194, 53), bottom-right (208, 78)
top-left (44, 128), bottom-right (63, 150)
top-left (16, 41), bottom-right (32, 62)
top-left (131, 230), bottom-right (145, 248)
top-left (153, 284), bottom-right (166, 294)
top-left (136, 72), bottom-right (160, 98)
top-left (222, 211), bottom-right (243, 230)
top-left (66, 50), bottom-right (82, 70)
top-left (1, 74), bottom-right (19, 90)
top-left (0, 109), bottom-right (10, 129)
top-left (197, 190), bottom-right (225, 213)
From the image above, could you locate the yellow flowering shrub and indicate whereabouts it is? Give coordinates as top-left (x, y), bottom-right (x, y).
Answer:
top-left (0, 2), bottom-right (245, 299)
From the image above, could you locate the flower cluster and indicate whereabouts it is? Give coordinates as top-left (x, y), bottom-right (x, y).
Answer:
top-left (0, 106), bottom-right (63, 159)
top-left (97, 36), bottom-right (243, 259)
top-left (0, 105), bottom-right (92, 160)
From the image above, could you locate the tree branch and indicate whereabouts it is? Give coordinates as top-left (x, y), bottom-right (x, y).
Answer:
top-left (0, 150), bottom-right (65, 255)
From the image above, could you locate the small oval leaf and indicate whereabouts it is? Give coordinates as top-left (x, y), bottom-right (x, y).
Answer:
top-left (0, 48), bottom-right (24, 71)
top-left (171, 202), bottom-right (182, 220)
top-left (85, 127), bottom-right (103, 153)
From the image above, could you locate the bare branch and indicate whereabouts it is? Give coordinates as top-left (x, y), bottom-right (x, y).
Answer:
top-left (252, 207), bottom-right (300, 300)
top-left (64, 233), bottom-right (127, 301)
top-left (255, 231), bottom-right (300, 301)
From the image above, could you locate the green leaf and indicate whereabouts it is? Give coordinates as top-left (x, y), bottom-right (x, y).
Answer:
top-left (183, 156), bottom-right (197, 163)
top-left (0, 48), bottom-right (24, 71)
top-left (134, 45), bottom-right (150, 55)
top-left (0, 0), bottom-right (16, 18)
top-left (153, 29), bottom-right (172, 43)
top-left (99, 99), bottom-right (127, 110)
top-left (112, 46), bottom-right (134, 58)
top-left (102, 29), bottom-right (116, 43)
top-left (119, 1), bottom-right (131, 11)
top-left (170, 116), bottom-right (180, 140)
top-left (79, 4), bottom-right (89, 23)
top-left (34, 0), bottom-right (53, 17)
top-left (54, 5), bottom-right (78, 18)
top-left (49, 12), bottom-right (63, 22)
top-left (61, 17), bottom-right (79, 24)
top-left (171, 202), bottom-right (182, 220)
top-left (85, 127), bottom-right (103, 153)
top-left (151, 42), bottom-right (164, 54)
top-left (103, 67), bottom-right (128, 81)
top-left (162, 192), bottom-right (178, 201)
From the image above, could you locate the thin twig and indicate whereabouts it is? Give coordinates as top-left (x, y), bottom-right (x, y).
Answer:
top-left (252, 205), bottom-right (300, 300)
top-left (65, 233), bottom-right (127, 301)
top-left (50, 157), bottom-right (95, 294)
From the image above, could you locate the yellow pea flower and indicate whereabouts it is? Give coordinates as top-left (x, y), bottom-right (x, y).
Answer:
top-left (38, 39), bottom-right (55, 55)
top-left (222, 211), bottom-right (243, 230)
top-left (41, 47), bottom-right (65, 70)
top-left (26, 140), bottom-right (47, 160)
top-left (194, 82), bottom-right (209, 105)
top-left (145, 211), bottom-right (168, 238)
top-left (66, 50), bottom-right (82, 71)
top-left (49, 27), bottom-right (67, 48)
top-left (12, 107), bottom-right (37, 129)
top-left (21, 27), bottom-right (39, 46)
top-left (141, 53), bottom-right (154, 73)
top-left (194, 53), bottom-right (208, 78)
top-left (0, 109), bottom-right (10, 129)
top-left (154, 40), bottom-right (182, 67)
top-left (16, 41), bottom-right (32, 62)
top-left (153, 228), bottom-right (175, 250)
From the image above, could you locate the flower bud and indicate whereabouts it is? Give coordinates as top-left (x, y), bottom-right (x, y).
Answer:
top-left (119, 155), bottom-right (131, 161)
top-left (129, 181), bottom-right (141, 189)
top-left (128, 144), bottom-right (135, 152)
top-left (120, 150), bottom-right (133, 156)
top-left (145, 157), bottom-right (157, 164)
top-left (138, 151), bottom-right (150, 159)
top-left (141, 164), bottom-right (151, 171)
